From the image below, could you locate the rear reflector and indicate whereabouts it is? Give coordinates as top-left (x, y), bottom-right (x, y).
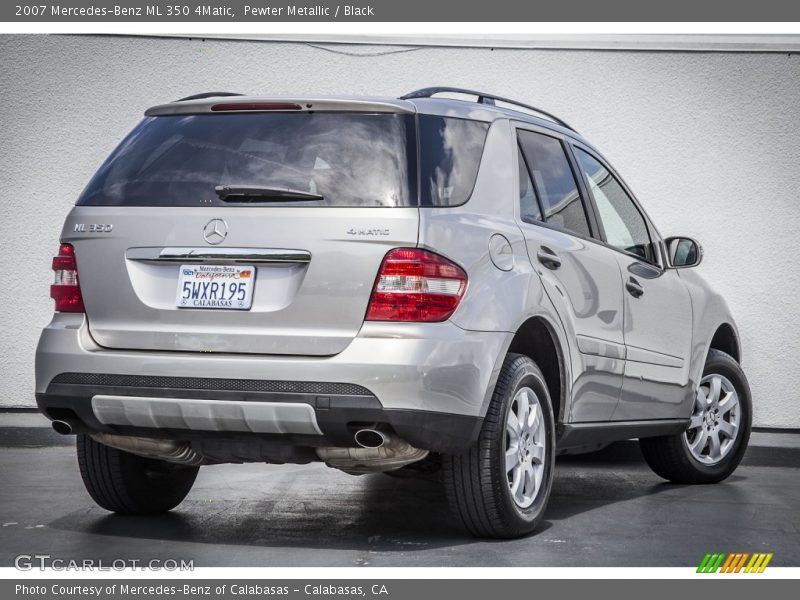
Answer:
top-left (50, 243), bottom-right (84, 313)
top-left (366, 248), bottom-right (467, 322)
top-left (210, 102), bottom-right (303, 112)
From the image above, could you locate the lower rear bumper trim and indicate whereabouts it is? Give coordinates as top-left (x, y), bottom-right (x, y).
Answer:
top-left (91, 394), bottom-right (323, 435)
top-left (37, 379), bottom-right (483, 454)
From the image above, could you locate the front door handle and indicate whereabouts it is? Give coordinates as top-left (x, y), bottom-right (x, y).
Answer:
top-left (537, 247), bottom-right (561, 270)
top-left (626, 277), bottom-right (644, 298)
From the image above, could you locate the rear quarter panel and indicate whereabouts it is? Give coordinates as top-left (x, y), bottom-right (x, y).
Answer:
top-left (418, 119), bottom-right (572, 418)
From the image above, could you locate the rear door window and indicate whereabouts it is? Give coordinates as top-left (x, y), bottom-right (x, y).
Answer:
top-left (517, 130), bottom-right (592, 238)
top-left (78, 113), bottom-right (416, 208)
top-left (518, 145), bottom-right (542, 222)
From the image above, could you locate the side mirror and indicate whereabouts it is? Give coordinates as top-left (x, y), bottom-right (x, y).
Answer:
top-left (665, 236), bottom-right (703, 269)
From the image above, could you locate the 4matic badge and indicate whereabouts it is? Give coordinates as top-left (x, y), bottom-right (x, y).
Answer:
top-left (346, 227), bottom-right (390, 237)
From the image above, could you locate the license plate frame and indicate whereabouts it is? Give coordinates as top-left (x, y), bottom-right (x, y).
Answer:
top-left (175, 264), bottom-right (256, 310)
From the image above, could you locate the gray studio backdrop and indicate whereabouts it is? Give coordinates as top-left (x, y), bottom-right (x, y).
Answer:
top-left (0, 34), bottom-right (797, 427)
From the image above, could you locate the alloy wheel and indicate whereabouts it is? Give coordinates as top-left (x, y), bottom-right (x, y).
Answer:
top-left (685, 373), bottom-right (740, 465)
top-left (505, 387), bottom-right (547, 508)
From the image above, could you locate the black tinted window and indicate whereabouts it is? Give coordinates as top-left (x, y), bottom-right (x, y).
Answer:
top-left (518, 145), bottom-right (542, 221)
top-left (518, 131), bottom-right (591, 238)
top-left (574, 148), bottom-right (654, 263)
top-left (78, 113), bottom-right (415, 207)
top-left (418, 115), bottom-right (489, 206)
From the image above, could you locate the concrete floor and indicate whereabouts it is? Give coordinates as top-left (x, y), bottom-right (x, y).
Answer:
top-left (1, 432), bottom-right (798, 567)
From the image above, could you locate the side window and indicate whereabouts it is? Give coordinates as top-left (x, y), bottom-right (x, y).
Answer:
top-left (573, 148), bottom-right (655, 263)
top-left (418, 115), bottom-right (490, 206)
top-left (517, 130), bottom-right (591, 238)
top-left (518, 145), bottom-right (542, 222)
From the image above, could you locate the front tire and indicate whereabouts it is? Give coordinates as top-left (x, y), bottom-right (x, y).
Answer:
top-left (443, 353), bottom-right (556, 538)
top-left (77, 434), bottom-right (199, 514)
top-left (639, 349), bottom-right (752, 484)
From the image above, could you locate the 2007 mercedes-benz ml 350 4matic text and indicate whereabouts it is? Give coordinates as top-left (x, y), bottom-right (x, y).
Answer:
top-left (35, 88), bottom-right (752, 538)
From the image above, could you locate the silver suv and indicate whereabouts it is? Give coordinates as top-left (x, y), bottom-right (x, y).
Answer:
top-left (35, 88), bottom-right (752, 538)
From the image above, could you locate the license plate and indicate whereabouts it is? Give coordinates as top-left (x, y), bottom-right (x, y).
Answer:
top-left (176, 264), bottom-right (256, 310)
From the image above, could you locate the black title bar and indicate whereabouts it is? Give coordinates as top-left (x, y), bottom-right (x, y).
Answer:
top-left (5, 0), bottom-right (800, 22)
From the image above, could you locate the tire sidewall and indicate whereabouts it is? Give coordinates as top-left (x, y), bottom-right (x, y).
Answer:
top-left (680, 351), bottom-right (752, 479)
top-left (493, 359), bottom-right (556, 527)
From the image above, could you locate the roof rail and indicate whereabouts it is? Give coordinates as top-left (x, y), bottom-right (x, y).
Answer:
top-left (175, 92), bottom-right (243, 102)
top-left (400, 87), bottom-right (577, 133)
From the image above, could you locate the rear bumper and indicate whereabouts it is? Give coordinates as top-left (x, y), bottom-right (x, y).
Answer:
top-left (35, 314), bottom-right (508, 453)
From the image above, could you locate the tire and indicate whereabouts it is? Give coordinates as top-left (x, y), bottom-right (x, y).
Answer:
top-left (443, 353), bottom-right (556, 538)
top-left (639, 349), bottom-right (752, 484)
top-left (77, 434), bottom-right (199, 514)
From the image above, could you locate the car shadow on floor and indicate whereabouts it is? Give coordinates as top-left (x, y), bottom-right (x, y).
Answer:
top-left (48, 438), bottom-right (785, 553)
top-left (47, 474), bottom-right (473, 552)
top-left (45, 441), bottom-right (708, 552)
top-left (546, 441), bottom-right (762, 522)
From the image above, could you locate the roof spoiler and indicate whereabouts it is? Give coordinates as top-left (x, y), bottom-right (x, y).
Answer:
top-left (145, 96), bottom-right (416, 117)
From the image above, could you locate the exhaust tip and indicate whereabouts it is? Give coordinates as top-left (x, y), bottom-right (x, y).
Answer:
top-left (52, 420), bottom-right (73, 435)
top-left (354, 429), bottom-right (386, 449)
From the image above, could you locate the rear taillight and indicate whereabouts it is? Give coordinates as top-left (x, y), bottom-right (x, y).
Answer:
top-left (365, 248), bottom-right (467, 322)
top-left (50, 243), bottom-right (84, 313)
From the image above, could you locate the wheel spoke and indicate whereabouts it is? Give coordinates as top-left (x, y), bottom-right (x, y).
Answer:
top-left (511, 465), bottom-right (524, 503)
top-left (718, 420), bottom-right (736, 439)
top-left (708, 430), bottom-right (722, 459)
top-left (523, 463), bottom-right (535, 497)
top-left (517, 395), bottom-right (530, 430)
top-left (505, 448), bottom-right (519, 473)
top-left (507, 410), bottom-right (522, 437)
top-left (529, 404), bottom-right (540, 434)
top-left (690, 430), bottom-right (709, 454)
top-left (695, 388), bottom-right (708, 411)
top-left (718, 391), bottom-right (739, 416)
top-left (709, 376), bottom-right (722, 404)
top-left (688, 414), bottom-right (704, 429)
top-left (530, 442), bottom-right (545, 464)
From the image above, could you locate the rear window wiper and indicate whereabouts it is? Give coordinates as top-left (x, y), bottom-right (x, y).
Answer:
top-left (214, 185), bottom-right (324, 202)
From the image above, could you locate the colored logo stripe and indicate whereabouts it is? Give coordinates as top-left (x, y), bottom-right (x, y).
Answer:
top-left (745, 553), bottom-right (773, 573)
top-left (698, 552), bottom-right (773, 573)
top-left (697, 553), bottom-right (726, 573)
top-left (720, 553), bottom-right (737, 572)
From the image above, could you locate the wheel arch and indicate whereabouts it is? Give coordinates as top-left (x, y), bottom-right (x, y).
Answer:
top-left (708, 322), bottom-right (741, 363)
top-left (505, 315), bottom-right (568, 424)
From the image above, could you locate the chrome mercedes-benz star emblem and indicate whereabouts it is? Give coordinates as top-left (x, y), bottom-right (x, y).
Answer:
top-left (203, 219), bottom-right (228, 245)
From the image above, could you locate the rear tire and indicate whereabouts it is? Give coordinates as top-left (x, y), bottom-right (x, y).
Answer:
top-left (639, 349), bottom-right (752, 484)
top-left (77, 434), bottom-right (199, 514)
top-left (443, 353), bottom-right (556, 538)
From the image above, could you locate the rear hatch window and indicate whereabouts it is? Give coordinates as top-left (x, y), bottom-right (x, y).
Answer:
top-left (78, 112), bottom-right (416, 208)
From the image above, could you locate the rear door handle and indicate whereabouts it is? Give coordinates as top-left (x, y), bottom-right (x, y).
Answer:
top-left (536, 247), bottom-right (561, 270)
top-left (626, 277), bottom-right (644, 298)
